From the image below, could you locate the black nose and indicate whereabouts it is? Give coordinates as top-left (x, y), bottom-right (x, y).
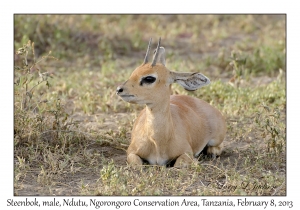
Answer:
top-left (116, 86), bottom-right (123, 94)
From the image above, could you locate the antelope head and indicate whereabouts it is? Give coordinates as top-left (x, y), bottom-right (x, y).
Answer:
top-left (116, 38), bottom-right (210, 106)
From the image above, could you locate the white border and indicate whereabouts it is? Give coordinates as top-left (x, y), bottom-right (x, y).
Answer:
top-left (2, 1), bottom-right (299, 209)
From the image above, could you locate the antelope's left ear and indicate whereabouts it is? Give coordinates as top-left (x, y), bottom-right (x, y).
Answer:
top-left (169, 71), bottom-right (210, 91)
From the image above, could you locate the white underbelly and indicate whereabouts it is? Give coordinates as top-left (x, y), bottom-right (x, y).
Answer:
top-left (147, 153), bottom-right (169, 166)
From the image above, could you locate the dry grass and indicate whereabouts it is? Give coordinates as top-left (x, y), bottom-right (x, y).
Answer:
top-left (14, 14), bottom-right (286, 196)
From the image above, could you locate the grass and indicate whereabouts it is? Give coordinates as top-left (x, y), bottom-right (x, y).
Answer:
top-left (14, 14), bottom-right (286, 196)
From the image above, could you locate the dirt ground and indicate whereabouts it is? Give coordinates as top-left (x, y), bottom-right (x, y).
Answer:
top-left (15, 79), bottom-right (285, 196)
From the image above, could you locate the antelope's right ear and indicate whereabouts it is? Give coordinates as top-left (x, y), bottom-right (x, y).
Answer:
top-left (153, 47), bottom-right (166, 66)
top-left (144, 38), bottom-right (166, 66)
top-left (169, 71), bottom-right (210, 91)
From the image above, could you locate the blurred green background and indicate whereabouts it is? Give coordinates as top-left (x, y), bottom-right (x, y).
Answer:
top-left (14, 14), bottom-right (286, 114)
top-left (14, 14), bottom-right (285, 74)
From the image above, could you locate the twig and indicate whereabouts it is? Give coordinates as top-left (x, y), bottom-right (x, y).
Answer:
top-left (271, 181), bottom-right (285, 195)
top-left (27, 80), bottom-right (47, 94)
top-left (39, 129), bottom-right (97, 137)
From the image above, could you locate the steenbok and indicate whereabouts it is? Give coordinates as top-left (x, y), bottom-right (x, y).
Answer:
top-left (116, 38), bottom-right (226, 167)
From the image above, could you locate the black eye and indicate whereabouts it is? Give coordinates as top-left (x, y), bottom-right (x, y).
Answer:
top-left (140, 76), bottom-right (156, 86)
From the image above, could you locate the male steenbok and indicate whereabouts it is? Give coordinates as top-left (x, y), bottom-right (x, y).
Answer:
top-left (116, 38), bottom-right (226, 167)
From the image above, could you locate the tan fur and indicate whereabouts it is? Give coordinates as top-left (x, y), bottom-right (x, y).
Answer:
top-left (117, 46), bottom-right (226, 167)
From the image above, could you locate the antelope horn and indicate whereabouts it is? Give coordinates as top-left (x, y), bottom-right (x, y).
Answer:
top-left (143, 38), bottom-right (152, 64)
top-left (151, 37), bottom-right (161, 67)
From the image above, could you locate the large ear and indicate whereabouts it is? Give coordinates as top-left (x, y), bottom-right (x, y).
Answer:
top-left (153, 47), bottom-right (166, 66)
top-left (169, 71), bottom-right (210, 91)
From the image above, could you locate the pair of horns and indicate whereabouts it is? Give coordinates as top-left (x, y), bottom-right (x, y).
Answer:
top-left (143, 37), bottom-right (161, 66)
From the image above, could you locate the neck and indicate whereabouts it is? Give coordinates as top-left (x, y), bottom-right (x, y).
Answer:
top-left (145, 97), bottom-right (174, 143)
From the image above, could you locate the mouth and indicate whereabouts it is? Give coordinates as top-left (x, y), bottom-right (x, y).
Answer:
top-left (118, 94), bottom-right (135, 101)
top-left (117, 94), bottom-right (138, 104)
top-left (118, 94), bottom-right (135, 98)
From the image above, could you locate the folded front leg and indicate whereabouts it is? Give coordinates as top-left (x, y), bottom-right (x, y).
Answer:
top-left (127, 153), bottom-right (143, 166)
top-left (174, 152), bottom-right (195, 168)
